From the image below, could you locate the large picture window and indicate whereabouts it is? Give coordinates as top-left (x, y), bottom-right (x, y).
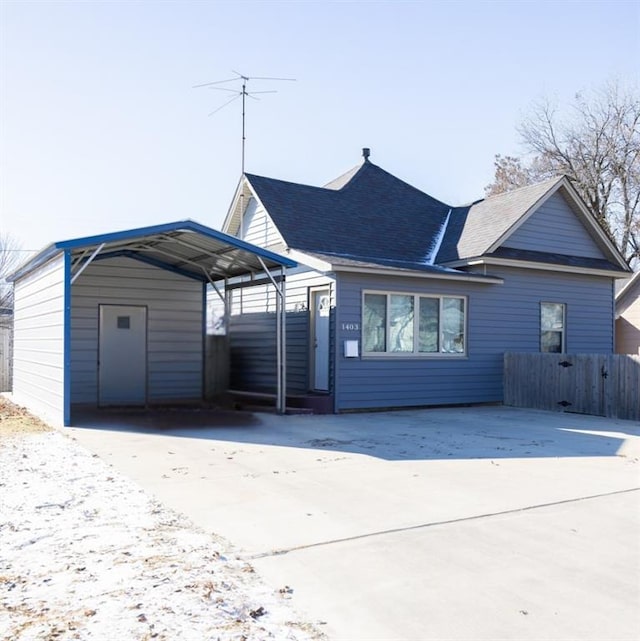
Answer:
top-left (541, 302), bottom-right (565, 353)
top-left (363, 292), bottom-right (466, 356)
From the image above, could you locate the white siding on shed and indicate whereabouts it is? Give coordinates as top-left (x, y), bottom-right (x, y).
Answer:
top-left (12, 253), bottom-right (66, 425)
top-left (71, 256), bottom-right (204, 404)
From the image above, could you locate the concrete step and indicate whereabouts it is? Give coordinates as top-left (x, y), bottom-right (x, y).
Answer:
top-left (225, 390), bottom-right (333, 414)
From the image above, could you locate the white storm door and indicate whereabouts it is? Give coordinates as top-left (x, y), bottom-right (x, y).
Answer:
top-left (311, 289), bottom-right (330, 391)
top-left (98, 305), bottom-right (147, 406)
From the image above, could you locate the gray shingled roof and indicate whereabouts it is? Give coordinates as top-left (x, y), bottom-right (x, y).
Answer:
top-left (246, 161), bottom-right (452, 270)
top-left (242, 162), bottom-right (625, 274)
top-left (323, 163), bottom-right (364, 190)
top-left (436, 176), bottom-right (564, 262)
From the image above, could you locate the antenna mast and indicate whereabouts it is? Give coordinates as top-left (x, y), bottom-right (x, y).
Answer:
top-left (240, 75), bottom-right (246, 175)
top-left (193, 71), bottom-right (295, 176)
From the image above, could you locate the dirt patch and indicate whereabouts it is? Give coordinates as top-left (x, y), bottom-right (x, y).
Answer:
top-left (0, 397), bottom-right (51, 437)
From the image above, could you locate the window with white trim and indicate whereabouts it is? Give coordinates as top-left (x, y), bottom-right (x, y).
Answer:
top-left (363, 292), bottom-right (466, 355)
top-left (540, 302), bottom-right (565, 353)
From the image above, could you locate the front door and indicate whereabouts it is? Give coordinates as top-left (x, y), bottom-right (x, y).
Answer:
top-left (98, 305), bottom-right (147, 406)
top-left (311, 289), bottom-right (330, 391)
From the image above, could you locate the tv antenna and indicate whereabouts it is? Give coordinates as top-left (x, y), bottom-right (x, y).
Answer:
top-left (193, 71), bottom-right (296, 175)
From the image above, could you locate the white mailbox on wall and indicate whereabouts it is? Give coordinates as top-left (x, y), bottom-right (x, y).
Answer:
top-left (344, 340), bottom-right (359, 358)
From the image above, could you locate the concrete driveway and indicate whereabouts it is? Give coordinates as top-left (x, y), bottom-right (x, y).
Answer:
top-left (68, 405), bottom-right (640, 640)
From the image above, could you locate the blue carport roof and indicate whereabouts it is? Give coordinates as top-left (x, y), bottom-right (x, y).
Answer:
top-left (8, 219), bottom-right (297, 282)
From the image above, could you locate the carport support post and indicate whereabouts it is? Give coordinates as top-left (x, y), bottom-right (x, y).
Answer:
top-left (258, 258), bottom-right (287, 414)
top-left (223, 277), bottom-right (229, 336)
top-left (278, 269), bottom-right (286, 414)
top-left (63, 250), bottom-right (72, 426)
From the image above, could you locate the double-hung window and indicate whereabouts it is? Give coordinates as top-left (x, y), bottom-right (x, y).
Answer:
top-left (363, 292), bottom-right (466, 355)
top-left (540, 302), bottom-right (565, 353)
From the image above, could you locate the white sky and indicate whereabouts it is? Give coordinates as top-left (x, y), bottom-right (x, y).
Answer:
top-left (1, 0), bottom-right (638, 256)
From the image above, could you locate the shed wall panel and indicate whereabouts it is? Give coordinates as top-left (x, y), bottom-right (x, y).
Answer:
top-left (71, 256), bottom-right (203, 404)
top-left (334, 266), bottom-right (614, 410)
top-left (12, 254), bottom-right (66, 424)
top-left (502, 192), bottom-right (605, 258)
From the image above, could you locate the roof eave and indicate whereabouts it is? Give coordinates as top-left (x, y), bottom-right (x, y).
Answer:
top-left (559, 179), bottom-right (630, 270)
top-left (55, 219), bottom-right (296, 267)
top-left (221, 176), bottom-right (247, 235)
top-left (8, 219), bottom-right (297, 283)
top-left (330, 263), bottom-right (504, 284)
top-left (615, 271), bottom-right (640, 302)
top-left (221, 175), bottom-right (271, 239)
top-left (286, 249), bottom-right (333, 272)
top-left (445, 256), bottom-right (630, 279)
top-left (288, 248), bottom-right (503, 283)
top-left (6, 244), bottom-right (63, 283)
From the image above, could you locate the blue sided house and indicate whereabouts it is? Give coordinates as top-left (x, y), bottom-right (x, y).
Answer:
top-left (220, 149), bottom-right (631, 413)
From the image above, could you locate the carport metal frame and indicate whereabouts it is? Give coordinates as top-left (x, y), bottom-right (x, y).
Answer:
top-left (9, 220), bottom-right (297, 422)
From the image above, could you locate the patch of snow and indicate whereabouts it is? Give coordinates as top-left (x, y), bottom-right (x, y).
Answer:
top-left (422, 209), bottom-right (451, 265)
top-left (0, 431), bottom-right (324, 641)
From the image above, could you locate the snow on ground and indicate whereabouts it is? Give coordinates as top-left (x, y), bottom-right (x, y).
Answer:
top-left (0, 430), bottom-right (324, 641)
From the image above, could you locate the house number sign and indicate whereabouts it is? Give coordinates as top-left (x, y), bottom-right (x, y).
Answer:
top-left (341, 323), bottom-right (360, 331)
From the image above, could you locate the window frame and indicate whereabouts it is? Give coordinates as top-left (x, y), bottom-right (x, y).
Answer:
top-left (540, 301), bottom-right (566, 353)
top-left (362, 290), bottom-right (467, 358)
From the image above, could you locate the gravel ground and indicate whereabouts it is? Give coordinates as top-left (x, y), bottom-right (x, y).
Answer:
top-left (0, 398), bottom-right (325, 641)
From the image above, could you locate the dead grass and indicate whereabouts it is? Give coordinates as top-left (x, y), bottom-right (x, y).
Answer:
top-left (0, 397), bottom-right (51, 437)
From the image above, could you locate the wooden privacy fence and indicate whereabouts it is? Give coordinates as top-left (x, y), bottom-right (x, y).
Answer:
top-left (0, 326), bottom-right (11, 392)
top-left (504, 352), bottom-right (640, 421)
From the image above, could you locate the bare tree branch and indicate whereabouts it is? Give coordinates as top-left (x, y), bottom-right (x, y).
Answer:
top-left (0, 233), bottom-right (23, 316)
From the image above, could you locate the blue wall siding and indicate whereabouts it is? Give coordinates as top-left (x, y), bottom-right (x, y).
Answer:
top-left (229, 311), bottom-right (309, 393)
top-left (227, 266), bottom-right (335, 394)
top-left (502, 192), bottom-right (605, 258)
top-left (334, 267), bottom-right (614, 410)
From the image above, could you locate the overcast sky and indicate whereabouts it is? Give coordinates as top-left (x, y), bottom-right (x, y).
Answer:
top-left (1, 0), bottom-right (638, 256)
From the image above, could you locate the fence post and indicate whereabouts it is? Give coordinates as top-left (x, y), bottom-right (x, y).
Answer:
top-left (0, 325), bottom-right (12, 392)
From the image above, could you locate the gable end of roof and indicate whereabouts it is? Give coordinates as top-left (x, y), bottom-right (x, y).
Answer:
top-left (438, 175), bottom-right (629, 271)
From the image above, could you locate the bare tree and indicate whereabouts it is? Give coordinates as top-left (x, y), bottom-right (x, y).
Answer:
top-left (485, 154), bottom-right (555, 196)
top-left (0, 233), bottom-right (22, 320)
top-left (486, 81), bottom-right (640, 264)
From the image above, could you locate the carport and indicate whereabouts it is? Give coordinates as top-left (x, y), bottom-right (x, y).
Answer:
top-left (8, 220), bottom-right (296, 426)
